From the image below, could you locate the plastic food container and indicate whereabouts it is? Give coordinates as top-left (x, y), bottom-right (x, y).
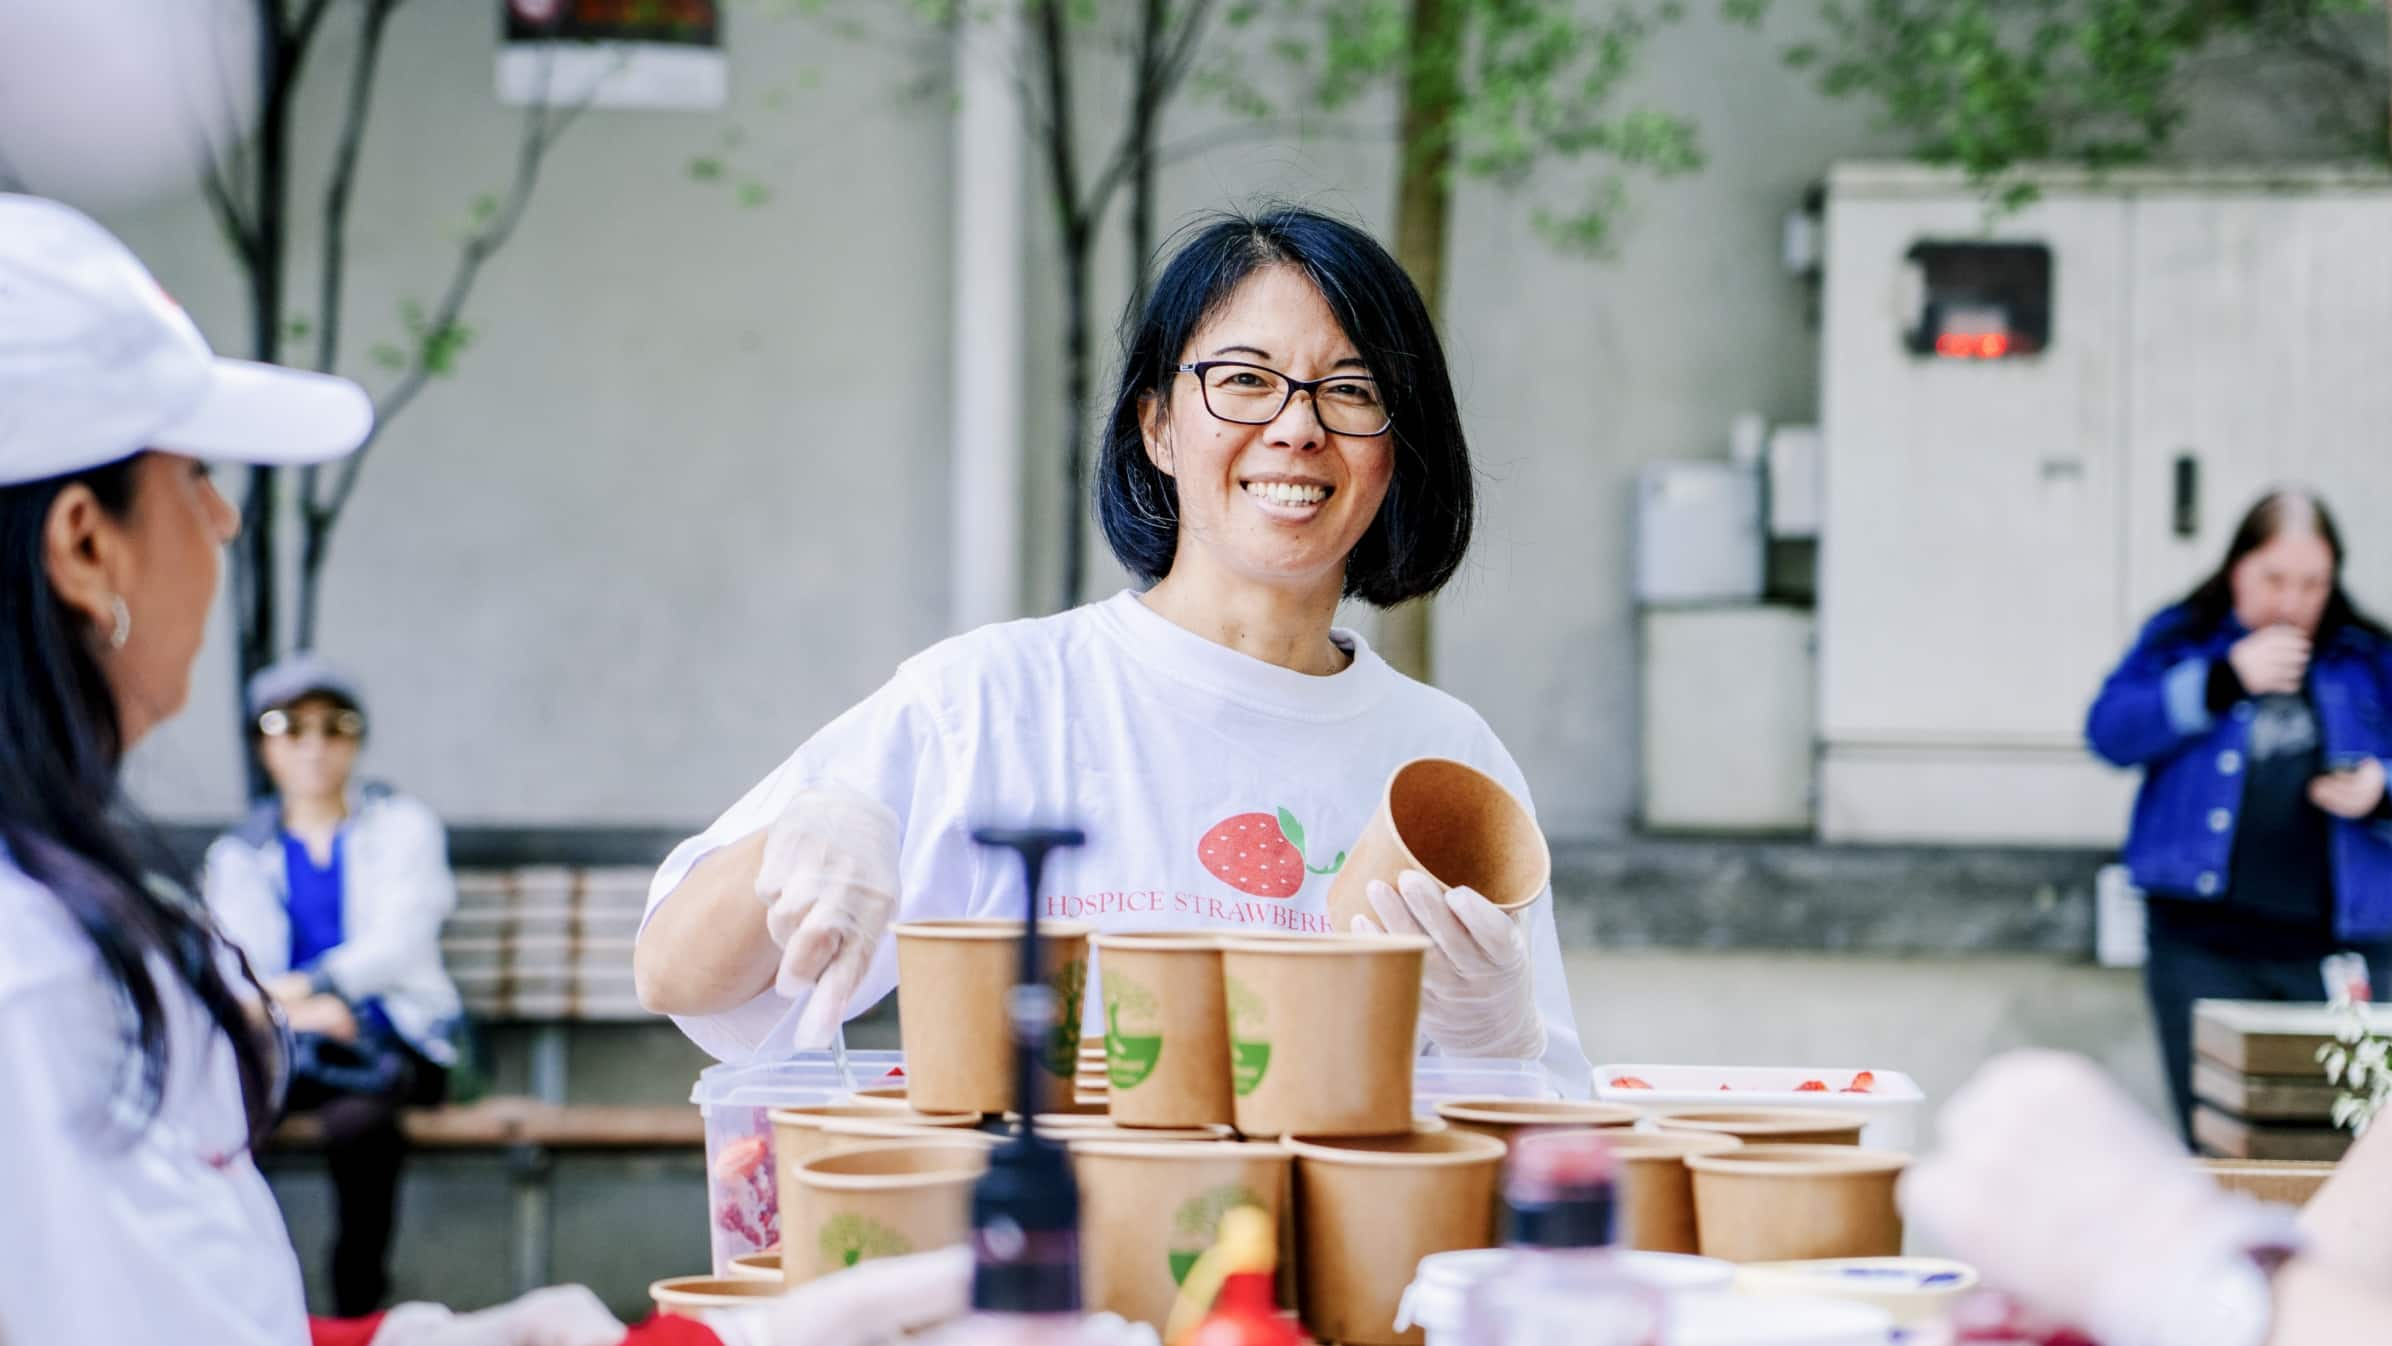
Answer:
top-left (1413, 1057), bottom-right (1558, 1116)
top-left (1396, 1248), bottom-right (1737, 1346)
top-left (691, 1050), bottom-right (906, 1273)
top-left (1592, 1065), bottom-right (1923, 1152)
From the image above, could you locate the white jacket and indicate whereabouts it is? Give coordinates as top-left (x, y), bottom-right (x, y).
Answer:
top-left (202, 785), bottom-right (464, 1066)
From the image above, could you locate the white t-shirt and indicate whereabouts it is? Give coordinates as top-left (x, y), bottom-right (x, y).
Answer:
top-left (648, 591), bottom-right (1592, 1098)
top-left (0, 847), bottom-right (310, 1344)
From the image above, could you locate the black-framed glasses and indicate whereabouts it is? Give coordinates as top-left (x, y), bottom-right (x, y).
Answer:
top-left (1175, 360), bottom-right (1391, 436)
top-left (259, 707), bottom-right (366, 741)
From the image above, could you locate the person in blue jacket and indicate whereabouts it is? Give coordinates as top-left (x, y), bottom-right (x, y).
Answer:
top-left (2087, 489), bottom-right (2392, 1141)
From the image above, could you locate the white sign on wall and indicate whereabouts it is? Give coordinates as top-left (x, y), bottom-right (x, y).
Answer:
top-left (499, 0), bottom-right (726, 111)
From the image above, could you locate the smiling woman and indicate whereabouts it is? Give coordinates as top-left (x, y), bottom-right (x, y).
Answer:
top-left (636, 206), bottom-right (1590, 1099)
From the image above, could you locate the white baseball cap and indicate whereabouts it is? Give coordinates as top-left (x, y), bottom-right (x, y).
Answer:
top-left (0, 193), bottom-right (373, 487)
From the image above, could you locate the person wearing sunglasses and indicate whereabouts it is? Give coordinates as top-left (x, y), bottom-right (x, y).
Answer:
top-left (202, 654), bottom-right (465, 1318)
top-left (637, 207), bottom-right (1589, 1099)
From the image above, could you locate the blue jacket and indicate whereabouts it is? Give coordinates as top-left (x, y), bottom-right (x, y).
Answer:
top-left (2086, 606), bottom-right (2392, 940)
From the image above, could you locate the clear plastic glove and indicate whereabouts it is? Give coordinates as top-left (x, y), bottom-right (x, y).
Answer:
top-left (370, 1286), bottom-right (625, 1346)
top-left (701, 1246), bottom-right (972, 1346)
top-left (1351, 870), bottom-right (1544, 1061)
top-left (757, 782), bottom-right (903, 1047)
top-left (1901, 1050), bottom-right (2302, 1346)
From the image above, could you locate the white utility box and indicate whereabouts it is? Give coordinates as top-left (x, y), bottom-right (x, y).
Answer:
top-left (1817, 163), bottom-right (2392, 845)
top-left (1642, 606), bottom-right (1816, 833)
top-left (1635, 460), bottom-right (1764, 605)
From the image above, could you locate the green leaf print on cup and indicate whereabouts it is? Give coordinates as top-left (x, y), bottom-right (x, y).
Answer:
top-left (818, 1212), bottom-right (912, 1271)
top-left (1042, 956), bottom-right (1089, 1081)
top-left (1225, 974), bottom-right (1270, 1097)
top-left (1167, 1184), bottom-right (1267, 1285)
top-left (1104, 973), bottom-right (1163, 1091)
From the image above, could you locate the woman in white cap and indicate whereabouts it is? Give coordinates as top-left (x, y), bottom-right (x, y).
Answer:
top-left (0, 193), bottom-right (967, 1346)
top-left (635, 207), bottom-right (1586, 1097)
top-left (202, 654), bottom-right (465, 1317)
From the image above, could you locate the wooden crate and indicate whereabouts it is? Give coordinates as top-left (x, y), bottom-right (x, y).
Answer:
top-left (2191, 1058), bottom-right (2344, 1124)
top-left (2192, 998), bottom-right (2388, 1077)
top-left (2197, 1158), bottom-right (2337, 1207)
top-left (2192, 1104), bottom-right (2352, 1162)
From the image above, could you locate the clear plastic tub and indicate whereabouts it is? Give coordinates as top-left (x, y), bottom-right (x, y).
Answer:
top-left (1413, 1056), bottom-right (1559, 1116)
top-left (691, 1050), bottom-right (907, 1273)
top-left (1590, 1064), bottom-right (1924, 1152)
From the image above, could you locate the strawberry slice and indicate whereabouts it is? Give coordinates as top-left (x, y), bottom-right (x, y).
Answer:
top-left (1795, 1080), bottom-right (1829, 1092)
top-left (1847, 1070), bottom-right (1876, 1092)
top-left (1608, 1076), bottom-right (1654, 1090)
top-left (713, 1134), bottom-right (771, 1183)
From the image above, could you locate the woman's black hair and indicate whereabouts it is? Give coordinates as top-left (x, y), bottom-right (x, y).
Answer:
top-left (1095, 205), bottom-right (1474, 607)
top-left (0, 458), bottom-right (280, 1146)
top-left (2180, 489), bottom-right (2390, 642)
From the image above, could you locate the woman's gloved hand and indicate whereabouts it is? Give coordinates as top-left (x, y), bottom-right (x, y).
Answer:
top-left (702, 1247), bottom-right (972, 1346)
top-left (1352, 870), bottom-right (1544, 1061)
top-left (756, 783), bottom-right (903, 1047)
top-left (1901, 1050), bottom-right (2302, 1346)
top-left (370, 1286), bottom-right (625, 1346)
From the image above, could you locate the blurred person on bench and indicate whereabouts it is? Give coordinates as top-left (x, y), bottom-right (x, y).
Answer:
top-left (2086, 489), bottom-right (2392, 1143)
top-left (204, 654), bottom-right (465, 1316)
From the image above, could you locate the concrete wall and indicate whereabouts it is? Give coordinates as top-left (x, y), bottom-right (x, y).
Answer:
top-left (113, 6), bottom-right (957, 825)
top-left (87, 3), bottom-right (2355, 840)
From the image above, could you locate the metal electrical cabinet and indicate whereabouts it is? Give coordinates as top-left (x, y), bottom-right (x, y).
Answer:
top-left (1816, 164), bottom-right (2392, 845)
top-left (1642, 606), bottom-right (1817, 833)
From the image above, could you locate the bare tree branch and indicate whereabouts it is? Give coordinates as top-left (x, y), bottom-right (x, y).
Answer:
top-left (312, 0), bottom-right (401, 378)
top-left (308, 60), bottom-right (594, 543)
top-left (199, 162), bottom-right (264, 267)
top-left (289, 0), bottom-right (338, 56)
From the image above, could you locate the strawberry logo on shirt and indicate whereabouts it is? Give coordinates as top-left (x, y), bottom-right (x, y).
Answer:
top-left (1198, 808), bottom-right (1345, 898)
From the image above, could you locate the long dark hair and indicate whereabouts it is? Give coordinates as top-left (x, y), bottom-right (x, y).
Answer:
top-left (2180, 490), bottom-right (2389, 642)
top-left (1096, 205), bottom-right (1475, 607)
top-left (0, 459), bottom-right (280, 1145)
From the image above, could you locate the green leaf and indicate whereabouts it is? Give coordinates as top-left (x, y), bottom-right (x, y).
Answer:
top-left (284, 315), bottom-right (313, 342)
top-left (1276, 807), bottom-right (1304, 855)
top-left (370, 342), bottom-right (407, 372)
top-left (736, 181), bottom-right (773, 208)
top-left (688, 155), bottom-right (726, 181)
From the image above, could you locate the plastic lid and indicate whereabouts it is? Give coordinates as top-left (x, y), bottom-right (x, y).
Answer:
top-left (1504, 1132), bottom-right (1620, 1250)
top-left (689, 1051), bottom-right (906, 1106)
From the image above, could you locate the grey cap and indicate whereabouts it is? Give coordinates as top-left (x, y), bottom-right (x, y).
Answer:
top-left (245, 652), bottom-right (365, 719)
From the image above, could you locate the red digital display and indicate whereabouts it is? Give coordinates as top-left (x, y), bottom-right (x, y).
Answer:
top-left (1934, 331), bottom-right (2014, 360)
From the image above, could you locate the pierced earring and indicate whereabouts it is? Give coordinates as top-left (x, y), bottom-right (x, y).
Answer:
top-left (108, 595), bottom-right (131, 652)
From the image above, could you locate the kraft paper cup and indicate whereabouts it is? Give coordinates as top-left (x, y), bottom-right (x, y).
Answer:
top-left (772, 1105), bottom-right (982, 1172)
top-left (724, 1250), bottom-right (782, 1283)
top-left (1040, 1119), bottom-right (1235, 1144)
top-left (1652, 1108), bottom-right (1867, 1147)
top-left (1434, 1098), bottom-right (1642, 1150)
top-left (649, 1275), bottom-right (786, 1315)
top-left (787, 1140), bottom-right (989, 1285)
top-left (895, 919), bottom-right (1093, 1115)
top-left (1323, 758), bottom-right (1552, 935)
top-left (1586, 1131), bottom-right (1743, 1254)
top-left (1094, 932), bottom-right (1235, 1129)
top-left (1070, 1140), bottom-right (1294, 1334)
top-left (1685, 1145), bottom-right (1910, 1263)
top-left (771, 1104), bottom-right (983, 1283)
top-left (1218, 934), bottom-right (1427, 1138)
top-left (1287, 1129), bottom-right (1507, 1346)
